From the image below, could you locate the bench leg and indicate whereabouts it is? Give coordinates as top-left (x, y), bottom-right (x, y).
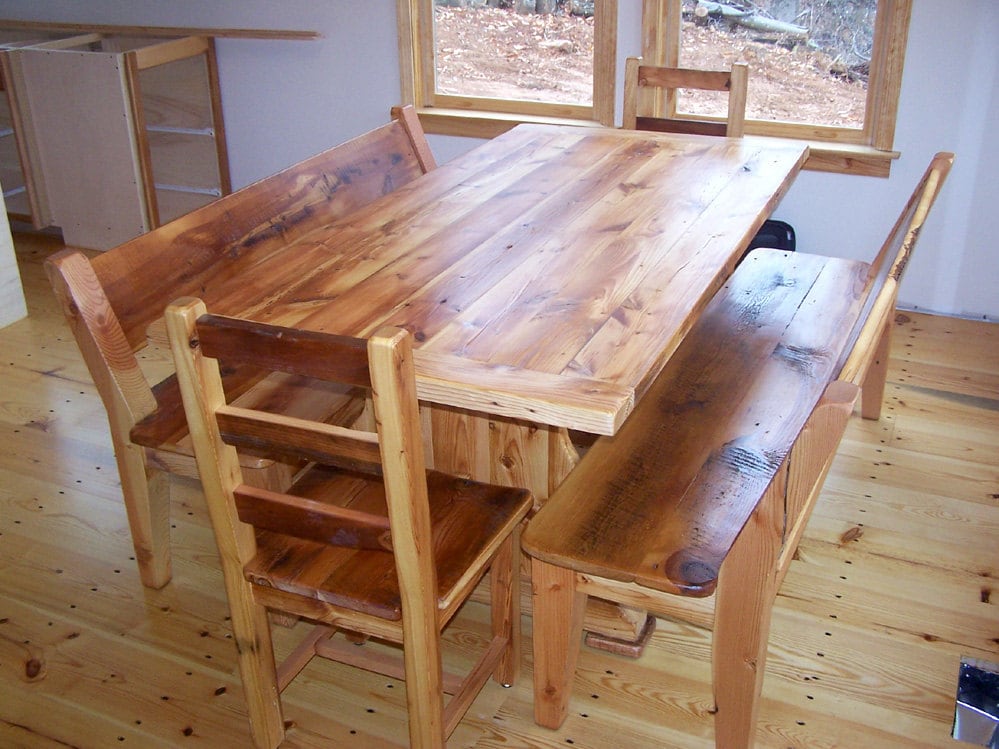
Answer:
top-left (531, 559), bottom-right (586, 729)
top-left (860, 320), bottom-right (893, 420)
top-left (711, 481), bottom-right (783, 749)
top-left (116, 443), bottom-right (172, 589)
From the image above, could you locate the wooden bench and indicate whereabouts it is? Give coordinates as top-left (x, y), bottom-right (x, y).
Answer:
top-left (522, 152), bottom-right (953, 748)
top-left (45, 105), bottom-right (436, 589)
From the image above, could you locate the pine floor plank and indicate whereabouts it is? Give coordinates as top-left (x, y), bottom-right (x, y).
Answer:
top-left (1, 231), bottom-right (996, 748)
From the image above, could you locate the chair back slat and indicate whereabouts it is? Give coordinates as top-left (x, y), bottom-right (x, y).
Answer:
top-left (234, 483), bottom-right (392, 551)
top-left (167, 298), bottom-right (429, 558)
top-left (624, 56), bottom-right (749, 137)
top-left (216, 405), bottom-right (382, 469)
top-left (195, 313), bottom-right (372, 387)
top-left (638, 65), bottom-right (734, 92)
top-left (634, 116), bottom-right (728, 137)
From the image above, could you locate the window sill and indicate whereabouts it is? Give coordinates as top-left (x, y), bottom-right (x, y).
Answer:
top-left (416, 107), bottom-right (605, 140)
top-left (795, 141), bottom-right (900, 178)
top-left (415, 108), bottom-right (899, 178)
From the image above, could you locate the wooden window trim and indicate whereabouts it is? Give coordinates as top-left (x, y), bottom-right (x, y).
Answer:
top-left (397, 0), bottom-right (910, 177)
top-left (641, 0), bottom-right (912, 177)
top-left (397, 0), bottom-right (618, 134)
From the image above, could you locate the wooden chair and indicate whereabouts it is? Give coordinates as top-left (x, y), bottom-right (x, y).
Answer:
top-left (165, 299), bottom-right (533, 749)
top-left (623, 56), bottom-right (749, 137)
top-left (45, 105), bottom-right (436, 589)
top-left (835, 152), bottom-right (954, 418)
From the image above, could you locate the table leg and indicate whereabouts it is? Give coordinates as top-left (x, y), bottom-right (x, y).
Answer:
top-left (531, 559), bottom-right (586, 729)
top-left (711, 479), bottom-right (783, 749)
top-left (427, 406), bottom-right (653, 645)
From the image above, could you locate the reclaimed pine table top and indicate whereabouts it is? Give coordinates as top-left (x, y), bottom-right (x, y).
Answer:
top-left (154, 124), bottom-right (808, 435)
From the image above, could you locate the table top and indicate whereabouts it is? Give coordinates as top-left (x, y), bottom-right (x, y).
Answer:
top-left (165, 125), bottom-right (808, 435)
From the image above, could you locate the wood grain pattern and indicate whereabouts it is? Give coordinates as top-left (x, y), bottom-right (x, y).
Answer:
top-left (166, 295), bottom-right (533, 748)
top-left (2, 232), bottom-right (995, 747)
top-left (44, 106), bottom-right (435, 589)
top-left (624, 56), bottom-right (749, 137)
top-left (523, 250), bottom-right (870, 595)
top-left (145, 125), bottom-right (807, 435)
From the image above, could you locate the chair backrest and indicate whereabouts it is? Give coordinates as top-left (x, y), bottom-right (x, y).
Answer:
top-left (46, 104), bottom-right (436, 426)
top-left (837, 152), bottom-right (954, 384)
top-left (622, 56), bottom-right (748, 137)
top-left (165, 299), bottom-right (435, 610)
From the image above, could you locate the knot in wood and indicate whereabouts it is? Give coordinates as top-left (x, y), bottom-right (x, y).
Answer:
top-left (664, 548), bottom-right (717, 590)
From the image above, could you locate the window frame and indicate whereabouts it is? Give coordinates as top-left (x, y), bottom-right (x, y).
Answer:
top-left (397, 0), bottom-right (911, 176)
top-left (641, 0), bottom-right (912, 176)
top-left (397, 0), bottom-right (618, 138)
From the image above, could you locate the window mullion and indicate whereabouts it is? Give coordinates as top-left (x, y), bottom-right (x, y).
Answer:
top-left (593, 0), bottom-right (619, 126)
top-left (865, 0), bottom-right (911, 151)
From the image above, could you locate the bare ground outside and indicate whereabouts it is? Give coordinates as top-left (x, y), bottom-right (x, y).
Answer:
top-left (434, 7), bottom-right (868, 128)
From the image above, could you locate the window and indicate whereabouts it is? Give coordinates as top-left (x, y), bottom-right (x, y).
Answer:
top-left (398, 0), bottom-right (618, 137)
top-left (398, 0), bottom-right (911, 175)
top-left (640, 0), bottom-right (912, 176)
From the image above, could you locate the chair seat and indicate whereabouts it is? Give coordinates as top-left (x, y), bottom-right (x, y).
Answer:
top-left (245, 466), bottom-right (532, 620)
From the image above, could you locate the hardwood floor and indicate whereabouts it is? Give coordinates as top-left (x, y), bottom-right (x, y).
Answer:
top-left (1, 230), bottom-right (996, 748)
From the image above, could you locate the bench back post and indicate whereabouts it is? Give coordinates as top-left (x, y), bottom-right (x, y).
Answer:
top-left (837, 152), bottom-right (954, 415)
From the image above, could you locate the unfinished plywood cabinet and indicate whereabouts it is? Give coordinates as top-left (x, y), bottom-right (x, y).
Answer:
top-left (1, 32), bottom-right (230, 249)
top-left (0, 30), bottom-right (67, 226)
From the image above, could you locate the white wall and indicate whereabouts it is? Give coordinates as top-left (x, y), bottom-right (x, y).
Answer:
top-left (2, 0), bottom-right (995, 319)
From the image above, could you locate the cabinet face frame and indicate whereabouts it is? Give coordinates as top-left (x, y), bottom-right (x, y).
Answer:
top-left (124, 35), bottom-right (231, 229)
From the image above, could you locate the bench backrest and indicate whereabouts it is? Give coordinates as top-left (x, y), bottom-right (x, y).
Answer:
top-left (91, 104), bottom-right (434, 351)
top-left (46, 105), bottom-right (435, 430)
top-left (837, 152), bottom-right (954, 384)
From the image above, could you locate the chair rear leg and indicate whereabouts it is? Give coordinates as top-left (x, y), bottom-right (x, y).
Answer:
top-left (402, 615), bottom-right (447, 748)
top-left (229, 586), bottom-right (285, 748)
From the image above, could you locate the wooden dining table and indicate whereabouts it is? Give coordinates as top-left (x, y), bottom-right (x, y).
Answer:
top-left (150, 122), bottom-right (809, 642)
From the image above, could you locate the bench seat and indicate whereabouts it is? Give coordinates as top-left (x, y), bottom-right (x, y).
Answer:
top-left (524, 248), bottom-right (867, 593)
top-left (46, 105), bottom-right (435, 588)
top-left (131, 367), bottom-right (363, 472)
top-left (523, 248), bottom-right (868, 747)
